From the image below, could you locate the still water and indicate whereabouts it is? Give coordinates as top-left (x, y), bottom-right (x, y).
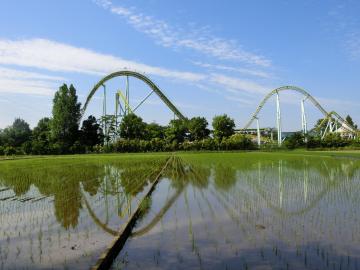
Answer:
top-left (0, 153), bottom-right (359, 269)
top-left (113, 153), bottom-right (360, 270)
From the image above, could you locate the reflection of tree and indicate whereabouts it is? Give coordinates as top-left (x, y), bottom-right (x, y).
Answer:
top-left (120, 167), bottom-right (151, 196)
top-left (82, 177), bottom-right (102, 196)
top-left (0, 158), bottom-right (165, 230)
top-left (214, 163), bottom-right (237, 191)
top-left (54, 180), bottom-right (82, 229)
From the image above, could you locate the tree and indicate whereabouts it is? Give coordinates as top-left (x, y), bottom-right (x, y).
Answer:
top-left (212, 114), bottom-right (235, 141)
top-left (346, 115), bottom-right (358, 130)
top-left (165, 119), bottom-right (188, 143)
top-left (32, 118), bottom-right (52, 154)
top-left (80, 115), bottom-right (103, 148)
top-left (145, 122), bottom-right (165, 140)
top-left (283, 132), bottom-right (305, 149)
top-left (1, 118), bottom-right (32, 148)
top-left (0, 129), bottom-right (3, 146)
top-left (188, 117), bottom-right (210, 141)
top-left (119, 113), bottom-right (146, 139)
top-left (51, 84), bottom-right (81, 152)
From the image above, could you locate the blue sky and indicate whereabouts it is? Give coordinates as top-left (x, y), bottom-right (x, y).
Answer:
top-left (0, 0), bottom-right (359, 130)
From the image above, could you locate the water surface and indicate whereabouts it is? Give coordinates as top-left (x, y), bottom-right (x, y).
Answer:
top-left (113, 153), bottom-right (360, 270)
top-left (1, 153), bottom-right (359, 270)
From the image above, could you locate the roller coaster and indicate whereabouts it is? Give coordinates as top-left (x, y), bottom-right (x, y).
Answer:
top-left (82, 71), bottom-right (357, 145)
top-left (82, 70), bottom-right (186, 141)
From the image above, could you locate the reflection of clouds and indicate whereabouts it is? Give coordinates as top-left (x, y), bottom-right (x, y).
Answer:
top-left (118, 156), bottom-right (360, 269)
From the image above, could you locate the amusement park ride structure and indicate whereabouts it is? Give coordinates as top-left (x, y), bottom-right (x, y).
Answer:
top-left (81, 70), bottom-right (186, 142)
top-left (81, 70), bottom-right (357, 145)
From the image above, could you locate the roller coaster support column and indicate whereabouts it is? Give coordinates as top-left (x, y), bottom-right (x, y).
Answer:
top-left (256, 117), bottom-right (261, 147)
top-left (276, 91), bottom-right (282, 146)
top-left (102, 84), bottom-right (108, 142)
top-left (301, 98), bottom-right (308, 141)
top-left (125, 76), bottom-right (129, 115)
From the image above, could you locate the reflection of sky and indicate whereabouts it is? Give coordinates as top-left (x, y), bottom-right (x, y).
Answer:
top-left (117, 157), bottom-right (360, 270)
top-left (0, 158), bottom-right (161, 269)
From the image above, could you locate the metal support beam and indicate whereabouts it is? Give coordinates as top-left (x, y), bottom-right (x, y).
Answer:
top-left (125, 76), bottom-right (129, 115)
top-left (133, 90), bottom-right (155, 113)
top-left (301, 98), bottom-right (307, 135)
top-left (256, 117), bottom-right (261, 147)
top-left (276, 92), bottom-right (282, 146)
top-left (102, 84), bottom-right (108, 142)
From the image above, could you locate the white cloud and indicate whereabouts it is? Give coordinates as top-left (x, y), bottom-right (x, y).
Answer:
top-left (0, 66), bottom-right (65, 81)
top-left (209, 74), bottom-right (269, 95)
top-left (191, 61), bottom-right (272, 79)
top-left (0, 78), bottom-right (56, 96)
top-left (316, 96), bottom-right (360, 110)
top-left (0, 66), bottom-right (63, 95)
top-left (94, 0), bottom-right (271, 67)
top-left (0, 38), bottom-right (272, 98)
top-left (0, 38), bottom-right (205, 82)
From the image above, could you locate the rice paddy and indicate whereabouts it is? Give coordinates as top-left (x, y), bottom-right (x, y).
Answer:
top-left (0, 151), bottom-right (360, 269)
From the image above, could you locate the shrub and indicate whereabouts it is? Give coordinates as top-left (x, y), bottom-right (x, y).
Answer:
top-left (284, 132), bottom-right (305, 149)
top-left (4, 146), bottom-right (16, 156)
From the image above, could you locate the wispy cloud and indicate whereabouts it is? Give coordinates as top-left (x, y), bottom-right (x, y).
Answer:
top-left (346, 31), bottom-right (360, 59)
top-left (191, 61), bottom-right (272, 79)
top-left (209, 74), bottom-right (269, 95)
top-left (0, 38), bottom-right (272, 98)
top-left (94, 0), bottom-right (271, 67)
top-left (0, 38), bottom-right (205, 82)
top-left (326, 3), bottom-right (360, 60)
top-left (0, 66), bottom-right (62, 95)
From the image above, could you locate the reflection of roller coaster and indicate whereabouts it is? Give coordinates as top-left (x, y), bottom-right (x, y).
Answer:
top-left (83, 157), bottom-right (360, 239)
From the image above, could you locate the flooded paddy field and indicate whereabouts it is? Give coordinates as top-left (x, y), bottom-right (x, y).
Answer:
top-left (1, 152), bottom-right (360, 269)
top-left (0, 154), bottom-right (168, 269)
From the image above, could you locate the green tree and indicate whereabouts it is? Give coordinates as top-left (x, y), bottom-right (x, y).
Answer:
top-left (119, 113), bottom-right (146, 139)
top-left (51, 84), bottom-right (81, 152)
top-left (188, 117), bottom-right (210, 141)
top-left (212, 114), bottom-right (235, 141)
top-left (165, 119), bottom-right (188, 143)
top-left (283, 132), bottom-right (305, 149)
top-left (80, 115), bottom-right (103, 148)
top-left (145, 122), bottom-right (165, 140)
top-left (0, 129), bottom-right (3, 146)
top-left (31, 117), bottom-right (52, 154)
top-left (345, 115), bottom-right (358, 130)
top-left (1, 118), bottom-right (32, 148)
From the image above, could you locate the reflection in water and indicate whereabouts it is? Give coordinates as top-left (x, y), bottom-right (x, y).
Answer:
top-left (1, 154), bottom-right (360, 269)
top-left (0, 157), bottom-right (168, 269)
top-left (113, 154), bottom-right (360, 270)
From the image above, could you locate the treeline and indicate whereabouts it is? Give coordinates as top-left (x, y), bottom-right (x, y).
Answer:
top-left (0, 84), bottom-right (359, 155)
top-left (0, 84), bottom-right (256, 155)
top-left (283, 132), bottom-right (360, 150)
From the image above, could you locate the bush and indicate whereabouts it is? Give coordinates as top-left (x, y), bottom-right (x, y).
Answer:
top-left (220, 134), bottom-right (255, 150)
top-left (70, 141), bottom-right (86, 154)
top-left (321, 133), bottom-right (350, 148)
top-left (0, 146), bottom-right (4, 155)
top-left (22, 141), bottom-right (32, 155)
top-left (4, 146), bottom-right (16, 156)
top-left (306, 135), bottom-right (321, 149)
top-left (350, 137), bottom-right (360, 147)
top-left (284, 132), bottom-right (305, 149)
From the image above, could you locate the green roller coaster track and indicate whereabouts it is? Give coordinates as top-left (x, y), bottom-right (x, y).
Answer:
top-left (243, 85), bottom-right (355, 133)
top-left (81, 70), bottom-right (186, 121)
